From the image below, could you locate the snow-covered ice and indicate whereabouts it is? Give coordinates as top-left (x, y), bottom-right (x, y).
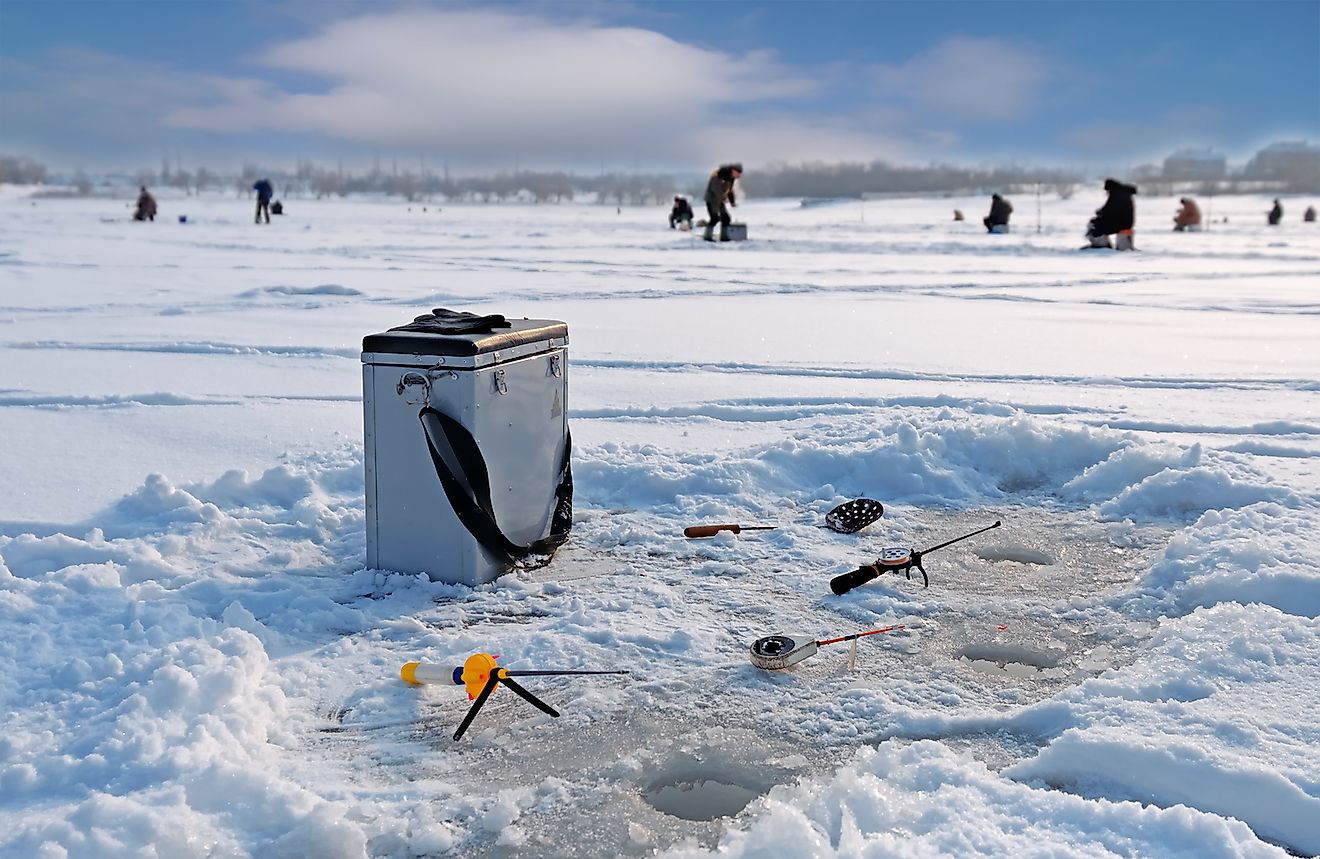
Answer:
top-left (1, 188), bottom-right (1318, 857)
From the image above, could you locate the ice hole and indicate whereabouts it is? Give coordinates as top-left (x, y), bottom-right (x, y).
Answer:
top-left (641, 757), bottom-right (778, 821)
top-left (958, 644), bottom-right (1067, 679)
top-left (642, 778), bottom-right (761, 821)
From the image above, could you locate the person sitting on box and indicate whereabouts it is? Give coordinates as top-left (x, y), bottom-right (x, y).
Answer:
top-left (983, 193), bottom-right (1012, 233)
top-left (1083, 178), bottom-right (1138, 249)
top-left (1173, 197), bottom-right (1201, 231)
top-left (1268, 199), bottom-right (1283, 226)
top-left (669, 195), bottom-right (694, 230)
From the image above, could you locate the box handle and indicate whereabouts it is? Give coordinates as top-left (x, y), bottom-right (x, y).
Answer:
top-left (397, 372), bottom-right (430, 405)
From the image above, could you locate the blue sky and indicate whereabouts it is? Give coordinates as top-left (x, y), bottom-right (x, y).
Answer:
top-left (1, 0), bottom-right (1317, 174)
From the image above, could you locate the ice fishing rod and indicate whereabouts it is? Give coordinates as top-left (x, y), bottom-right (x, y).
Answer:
top-left (831, 520), bottom-right (1001, 593)
top-left (749, 625), bottom-right (905, 670)
top-left (684, 523), bottom-right (775, 538)
top-left (401, 653), bottom-right (629, 741)
top-left (683, 499), bottom-right (885, 539)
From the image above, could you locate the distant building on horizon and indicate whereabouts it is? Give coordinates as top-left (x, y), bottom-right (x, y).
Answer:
top-left (1243, 141), bottom-right (1320, 188)
top-left (1162, 148), bottom-right (1227, 181)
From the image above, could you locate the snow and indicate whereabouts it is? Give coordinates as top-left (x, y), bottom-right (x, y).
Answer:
top-left (1, 190), bottom-right (1318, 857)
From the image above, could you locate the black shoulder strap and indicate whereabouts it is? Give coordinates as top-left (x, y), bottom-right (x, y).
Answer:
top-left (418, 406), bottom-right (572, 566)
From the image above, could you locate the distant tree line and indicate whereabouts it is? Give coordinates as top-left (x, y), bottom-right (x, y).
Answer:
top-left (0, 155), bottom-right (48, 184)
top-left (742, 160), bottom-right (1084, 199)
top-left (5, 142), bottom-right (1317, 199)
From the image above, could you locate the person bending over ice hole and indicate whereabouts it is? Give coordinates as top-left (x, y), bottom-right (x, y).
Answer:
top-left (703, 163), bottom-right (742, 242)
top-left (253, 178), bottom-right (274, 224)
top-left (669, 195), bottom-right (694, 230)
top-left (1083, 178), bottom-right (1137, 248)
top-left (983, 193), bottom-right (1012, 232)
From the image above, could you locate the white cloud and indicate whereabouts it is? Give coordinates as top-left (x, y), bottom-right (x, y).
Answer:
top-left (4, 8), bottom-right (997, 171)
top-left (163, 8), bottom-right (847, 166)
top-left (870, 36), bottom-right (1050, 122)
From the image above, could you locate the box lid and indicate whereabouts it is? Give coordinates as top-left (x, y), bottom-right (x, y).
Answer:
top-left (362, 316), bottom-right (567, 358)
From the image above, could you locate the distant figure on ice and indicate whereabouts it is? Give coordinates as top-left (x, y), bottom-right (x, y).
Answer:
top-left (1305, 206), bottom-right (1317, 223)
top-left (703, 163), bottom-right (742, 242)
top-left (1083, 178), bottom-right (1138, 249)
top-left (983, 193), bottom-right (1012, 233)
top-left (1267, 199), bottom-right (1283, 225)
top-left (669, 195), bottom-right (694, 230)
top-left (253, 178), bottom-right (274, 224)
top-left (953, 209), bottom-right (965, 221)
top-left (1173, 197), bottom-right (1202, 231)
top-left (133, 186), bottom-right (157, 222)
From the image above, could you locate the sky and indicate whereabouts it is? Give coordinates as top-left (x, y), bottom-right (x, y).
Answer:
top-left (1, 0), bottom-right (1318, 176)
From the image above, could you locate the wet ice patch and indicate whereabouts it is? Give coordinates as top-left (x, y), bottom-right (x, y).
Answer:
top-left (958, 644), bottom-right (1068, 679)
top-left (239, 284), bottom-right (363, 297)
top-left (975, 542), bottom-right (1055, 565)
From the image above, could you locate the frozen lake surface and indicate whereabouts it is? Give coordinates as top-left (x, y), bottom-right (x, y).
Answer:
top-left (1, 189), bottom-right (1318, 857)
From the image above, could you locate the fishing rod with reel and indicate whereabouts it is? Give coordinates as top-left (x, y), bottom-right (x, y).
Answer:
top-left (831, 520), bottom-right (1001, 594)
top-left (749, 624), bottom-right (906, 670)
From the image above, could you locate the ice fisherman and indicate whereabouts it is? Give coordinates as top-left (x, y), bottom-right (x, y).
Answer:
top-left (253, 178), bottom-right (274, 224)
top-left (703, 163), bottom-right (742, 242)
top-left (1305, 206), bottom-right (1317, 223)
top-left (133, 186), bottom-right (157, 222)
top-left (1084, 178), bottom-right (1138, 248)
top-left (983, 193), bottom-right (1012, 232)
top-left (1268, 199), bottom-right (1283, 225)
top-left (1173, 197), bottom-right (1202, 231)
top-left (669, 195), bottom-right (694, 230)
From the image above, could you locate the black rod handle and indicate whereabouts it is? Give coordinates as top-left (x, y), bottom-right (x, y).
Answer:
top-left (830, 564), bottom-right (880, 596)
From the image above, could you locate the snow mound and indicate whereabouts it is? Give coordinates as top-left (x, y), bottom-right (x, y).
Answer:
top-left (670, 740), bottom-right (1280, 858)
top-left (1003, 603), bottom-right (1320, 856)
top-left (1140, 503), bottom-right (1320, 618)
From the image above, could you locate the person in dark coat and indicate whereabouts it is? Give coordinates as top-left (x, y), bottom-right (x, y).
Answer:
top-left (983, 193), bottom-right (1012, 232)
top-left (1084, 178), bottom-right (1138, 248)
top-left (1173, 197), bottom-right (1202, 231)
top-left (253, 178), bottom-right (274, 224)
top-left (1267, 199), bottom-right (1283, 225)
top-left (1305, 206), bottom-right (1317, 223)
top-left (668, 195), bottom-right (694, 229)
top-left (703, 163), bottom-right (742, 242)
top-left (133, 186), bottom-right (157, 222)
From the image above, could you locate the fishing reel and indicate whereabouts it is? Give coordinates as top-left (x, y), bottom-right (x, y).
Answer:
top-left (831, 521), bottom-right (1001, 595)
